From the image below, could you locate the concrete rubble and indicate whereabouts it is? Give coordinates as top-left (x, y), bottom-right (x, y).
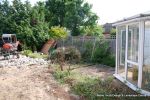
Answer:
top-left (0, 55), bottom-right (48, 67)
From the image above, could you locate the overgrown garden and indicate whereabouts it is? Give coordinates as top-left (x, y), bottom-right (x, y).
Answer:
top-left (0, 0), bottom-right (118, 99)
top-left (0, 0), bottom-right (103, 51)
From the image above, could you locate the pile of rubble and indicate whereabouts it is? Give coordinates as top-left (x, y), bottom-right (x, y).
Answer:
top-left (0, 55), bottom-right (48, 67)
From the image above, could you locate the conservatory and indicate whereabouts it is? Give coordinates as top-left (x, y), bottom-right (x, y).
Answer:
top-left (113, 12), bottom-right (150, 95)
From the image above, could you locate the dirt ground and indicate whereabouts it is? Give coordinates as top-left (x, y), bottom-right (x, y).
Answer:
top-left (0, 64), bottom-right (78, 100)
top-left (72, 64), bottom-right (115, 79)
top-left (0, 61), bottom-right (138, 100)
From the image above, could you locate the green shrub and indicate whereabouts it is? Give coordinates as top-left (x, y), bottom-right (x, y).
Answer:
top-left (92, 41), bottom-right (115, 67)
top-left (110, 28), bottom-right (116, 36)
top-left (92, 41), bottom-right (109, 62)
top-left (101, 55), bottom-right (115, 67)
top-left (71, 76), bottom-right (114, 100)
top-left (82, 40), bottom-right (115, 67)
top-left (49, 26), bottom-right (68, 39)
top-left (53, 70), bottom-right (71, 83)
top-left (21, 50), bottom-right (48, 59)
top-left (82, 41), bottom-right (93, 62)
top-left (21, 50), bottom-right (32, 56)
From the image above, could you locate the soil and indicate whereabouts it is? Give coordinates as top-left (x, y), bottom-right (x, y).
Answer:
top-left (71, 64), bottom-right (138, 95)
top-left (0, 61), bottom-right (138, 100)
top-left (71, 64), bottom-right (115, 79)
top-left (0, 64), bottom-right (78, 100)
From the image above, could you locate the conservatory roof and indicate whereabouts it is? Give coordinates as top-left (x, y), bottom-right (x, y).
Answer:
top-left (113, 11), bottom-right (150, 26)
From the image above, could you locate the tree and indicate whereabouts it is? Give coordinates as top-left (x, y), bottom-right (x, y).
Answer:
top-left (80, 24), bottom-right (104, 37)
top-left (30, 2), bottom-right (49, 50)
top-left (0, 0), bottom-right (50, 51)
top-left (0, 0), bottom-right (100, 51)
top-left (0, 0), bottom-right (15, 34)
top-left (110, 28), bottom-right (116, 36)
top-left (45, 0), bottom-right (98, 36)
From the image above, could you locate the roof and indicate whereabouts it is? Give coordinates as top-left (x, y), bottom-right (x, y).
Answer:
top-left (2, 34), bottom-right (16, 37)
top-left (113, 11), bottom-right (150, 26)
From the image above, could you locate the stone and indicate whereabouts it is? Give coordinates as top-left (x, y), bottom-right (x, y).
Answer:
top-left (0, 55), bottom-right (48, 67)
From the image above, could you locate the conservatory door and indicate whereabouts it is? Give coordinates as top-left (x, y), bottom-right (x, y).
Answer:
top-left (142, 21), bottom-right (150, 91)
top-left (117, 26), bottom-right (126, 78)
top-left (127, 24), bottom-right (139, 86)
top-left (120, 30), bottom-right (126, 65)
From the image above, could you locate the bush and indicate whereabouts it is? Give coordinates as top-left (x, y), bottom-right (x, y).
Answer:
top-left (80, 25), bottom-right (104, 37)
top-left (101, 55), bottom-right (115, 67)
top-left (50, 46), bottom-right (81, 63)
top-left (110, 28), bottom-right (116, 36)
top-left (81, 40), bottom-right (115, 67)
top-left (92, 41), bottom-right (115, 67)
top-left (82, 41), bottom-right (93, 62)
top-left (71, 76), bottom-right (114, 100)
top-left (53, 70), bottom-right (71, 83)
top-left (49, 26), bottom-right (68, 39)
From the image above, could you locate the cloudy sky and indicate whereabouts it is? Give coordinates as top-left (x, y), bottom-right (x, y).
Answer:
top-left (8, 0), bottom-right (150, 24)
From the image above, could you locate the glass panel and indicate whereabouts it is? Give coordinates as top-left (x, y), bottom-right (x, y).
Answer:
top-left (117, 26), bottom-right (126, 78)
top-left (142, 21), bottom-right (150, 91)
top-left (127, 24), bottom-right (139, 62)
top-left (127, 63), bottom-right (138, 86)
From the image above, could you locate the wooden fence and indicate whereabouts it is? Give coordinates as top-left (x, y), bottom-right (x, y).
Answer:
top-left (57, 36), bottom-right (116, 56)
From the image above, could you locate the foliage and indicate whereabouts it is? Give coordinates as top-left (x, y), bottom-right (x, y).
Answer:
top-left (82, 40), bottom-right (115, 67)
top-left (21, 50), bottom-right (32, 56)
top-left (53, 70), bottom-right (71, 83)
top-left (50, 46), bottom-right (81, 63)
top-left (0, 0), bottom-right (50, 51)
top-left (21, 50), bottom-right (48, 59)
top-left (50, 46), bottom-right (81, 71)
top-left (52, 64), bottom-right (142, 100)
top-left (92, 41), bottom-right (115, 67)
top-left (28, 53), bottom-right (48, 59)
top-left (82, 41), bottom-right (93, 61)
top-left (71, 76), bottom-right (114, 100)
top-left (45, 0), bottom-right (99, 36)
top-left (110, 28), bottom-right (116, 36)
top-left (52, 66), bottom-right (114, 100)
top-left (80, 24), bottom-right (104, 37)
top-left (49, 26), bottom-right (68, 39)
top-left (0, 0), bottom-right (99, 50)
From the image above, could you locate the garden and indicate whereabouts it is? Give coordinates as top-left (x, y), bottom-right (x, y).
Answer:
top-left (0, 0), bottom-right (149, 100)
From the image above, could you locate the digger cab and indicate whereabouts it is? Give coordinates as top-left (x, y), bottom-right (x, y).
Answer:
top-left (2, 34), bottom-right (17, 44)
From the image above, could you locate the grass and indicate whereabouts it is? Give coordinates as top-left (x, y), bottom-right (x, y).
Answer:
top-left (27, 53), bottom-right (48, 59)
top-left (21, 50), bottom-right (48, 59)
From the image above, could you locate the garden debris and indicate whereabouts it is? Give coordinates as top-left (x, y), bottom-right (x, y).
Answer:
top-left (41, 39), bottom-right (57, 55)
top-left (0, 55), bottom-right (48, 68)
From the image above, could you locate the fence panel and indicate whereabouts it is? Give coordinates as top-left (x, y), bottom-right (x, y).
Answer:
top-left (57, 36), bottom-right (116, 61)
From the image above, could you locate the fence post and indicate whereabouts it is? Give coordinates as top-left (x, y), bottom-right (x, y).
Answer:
top-left (91, 37), bottom-right (96, 61)
top-left (63, 39), bottom-right (64, 47)
top-left (82, 36), bottom-right (85, 47)
top-left (71, 36), bottom-right (73, 46)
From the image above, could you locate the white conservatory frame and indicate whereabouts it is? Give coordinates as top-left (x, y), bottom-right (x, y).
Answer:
top-left (113, 13), bottom-right (150, 96)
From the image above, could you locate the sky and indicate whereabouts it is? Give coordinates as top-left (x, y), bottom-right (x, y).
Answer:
top-left (8, 0), bottom-right (150, 25)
